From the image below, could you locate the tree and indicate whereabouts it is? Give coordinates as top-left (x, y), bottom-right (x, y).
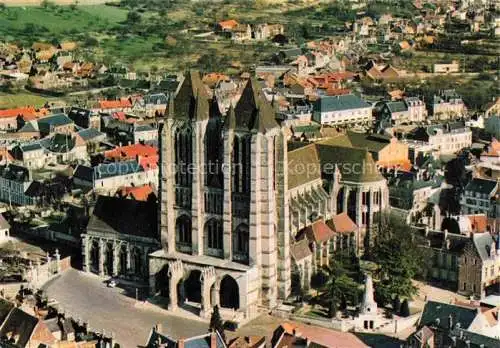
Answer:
top-left (400, 299), bottom-right (410, 317)
top-left (209, 305), bottom-right (225, 342)
top-left (126, 10), bottom-right (141, 25)
top-left (370, 213), bottom-right (432, 300)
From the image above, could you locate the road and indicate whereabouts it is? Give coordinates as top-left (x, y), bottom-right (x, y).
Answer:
top-left (43, 269), bottom-right (208, 348)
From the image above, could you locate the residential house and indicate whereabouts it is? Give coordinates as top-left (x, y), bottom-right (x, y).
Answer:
top-left (416, 300), bottom-right (500, 347)
top-left (37, 113), bottom-right (74, 137)
top-left (431, 90), bottom-right (466, 120)
top-left (133, 124), bottom-right (158, 144)
top-left (0, 107), bottom-right (41, 131)
top-left (0, 307), bottom-right (56, 348)
top-left (461, 178), bottom-right (498, 218)
top-left (132, 93), bottom-right (168, 117)
top-left (312, 94), bottom-right (372, 126)
top-left (484, 98), bottom-right (500, 118)
top-left (253, 23), bottom-right (284, 40)
top-left (366, 62), bottom-right (403, 81)
top-left (403, 122), bottom-right (472, 156)
top-left (67, 107), bottom-right (100, 130)
top-left (116, 184), bottom-right (155, 202)
top-left (94, 99), bottom-right (133, 114)
top-left (0, 164), bottom-right (41, 206)
top-left (143, 326), bottom-right (226, 348)
top-left (433, 61), bottom-right (460, 74)
top-left (73, 159), bottom-right (158, 193)
top-left (459, 232), bottom-right (500, 298)
top-left (375, 97), bottom-right (427, 127)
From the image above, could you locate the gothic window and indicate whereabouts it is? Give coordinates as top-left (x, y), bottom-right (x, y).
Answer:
top-left (205, 120), bottom-right (223, 187)
top-left (233, 224), bottom-right (249, 263)
top-left (232, 135), bottom-right (251, 193)
top-left (174, 125), bottom-right (192, 187)
top-left (205, 219), bottom-right (223, 250)
top-left (176, 215), bottom-right (192, 246)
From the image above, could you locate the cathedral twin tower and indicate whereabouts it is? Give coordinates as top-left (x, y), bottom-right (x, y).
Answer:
top-left (159, 72), bottom-right (290, 316)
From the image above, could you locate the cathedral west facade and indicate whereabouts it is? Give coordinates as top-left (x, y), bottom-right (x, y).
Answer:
top-left (149, 71), bottom-right (389, 322)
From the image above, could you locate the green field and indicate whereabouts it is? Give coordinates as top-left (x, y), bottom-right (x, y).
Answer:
top-left (0, 91), bottom-right (57, 108)
top-left (0, 5), bottom-right (127, 40)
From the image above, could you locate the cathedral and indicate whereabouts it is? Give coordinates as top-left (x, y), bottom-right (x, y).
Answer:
top-left (148, 71), bottom-right (389, 322)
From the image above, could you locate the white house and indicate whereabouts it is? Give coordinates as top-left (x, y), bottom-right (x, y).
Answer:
top-left (312, 94), bottom-right (372, 126)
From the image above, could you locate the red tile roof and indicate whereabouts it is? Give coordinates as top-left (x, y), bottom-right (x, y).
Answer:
top-left (218, 19), bottom-right (239, 30)
top-left (467, 214), bottom-right (488, 233)
top-left (105, 143), bottom-right (158, 161)
top-left (0, 106), bottom-right (37, 119)
top-left (98, 99), bottom-right (132, 109)
top-left (274, 323), bottom-right (369, 348)
top-left (304, 219), bottom-right (335, 243)
top-left (117, 185), bottom-right (154, 202)
top-left (327, 212), bottom-right (358, 234)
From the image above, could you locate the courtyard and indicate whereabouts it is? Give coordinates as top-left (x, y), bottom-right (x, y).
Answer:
top-left (42, 268), bottom-right (208, 348)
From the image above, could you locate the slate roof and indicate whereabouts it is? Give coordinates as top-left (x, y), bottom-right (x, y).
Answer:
top-left (230, 79), bottom-right (278, 133)
top-left (447, 328), bottom-right (500, 348)
top-left (20, 142), bottom-right (42, 152)
top-left (0, 299), bottom-right (14, 324)
top-left (73, 165), bottom-right (94, 183)
top-left (39, 133), bottom-right (76, 153)
top-left (144, 93), bottom-right (168, 105)
top-left (0, 307), bottom-right (39, 348)
top-left (24, 181), bottom-right (44, 197)
top-left (37, 113), bottom-right (73, 133)
top-left (314, 94), bottom-right (371, 113)
top-left (172, 71), bottom-right (210, 121)
top-left (87, 195), bottom-right (157, 239)
top-left (0, 164), bottom-right (30, 182)
top-left (134, 124), bottom-right (156, 132)
top-left (346, 132), bottom-right (393, 153)
top-left (77, 128), bottom-right (105, 141)
top-left (287, 144), bottom-right (321, 189)
top-left (386, 101), bottom-right (408, 113)
top-left (18, 121), bottom-right (39, 133)
top-left (465, 178), bottom-right (498, 196)
top-left (419, 301), bottom-right (477, 331)
top-left (316, 142), bottom-right (384, 182)
top-left (472, 232), bottom-right (496, 261)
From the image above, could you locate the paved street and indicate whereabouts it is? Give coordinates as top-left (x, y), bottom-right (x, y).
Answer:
top-left (43, 269), bottom-right (208, 348)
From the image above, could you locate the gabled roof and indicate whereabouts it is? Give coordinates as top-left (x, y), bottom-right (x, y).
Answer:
top-left (290, 238), bottom-right (312, 261)
top-left (37, 113), bottom-right (73, 133)
top-left (173, 71), bottom-right (209, 121)
top-left (420, 301), bottom-right (477, 331)
top-left (231, 79), bottom-right (278, 133)
top-left (472, 232), bottom-right (496, 261)
top-left (313, 94), bottom-right (371, 113)
top-left (302, 219), bottom-right (335, 243)
top-left (327, 212), bottom-right (357, 234)
top-left (0, 307), bottom-right (40, 348)
top-left (87, 195), bottom-right (157, 238)
top-left (465, 178), bottom-right (498, 196)
top-left (77, 128), bottom-right (105, 141)
top-left (117, 184), bottom-right (155, 202)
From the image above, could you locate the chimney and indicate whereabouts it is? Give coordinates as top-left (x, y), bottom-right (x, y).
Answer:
top-left (155, 323), bottom-right (162, 334)
top-left (210, 332), bottom-right (217, 348)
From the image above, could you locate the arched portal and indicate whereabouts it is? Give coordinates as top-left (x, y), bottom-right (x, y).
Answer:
top-left (119, 245), bottom-right (127, 275)
top-left (90, 240), bottom-right (99, 272)
top-left (105, 243), bottom-right (113, 276)
top-left (132, 247), bottom-right (142, 274)
top-left (184, 270), bottom-right (202, 303)
top-left (155, 265), bottom-right (170, 298)
top-left (220, 275), bottom-right (239, 309)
